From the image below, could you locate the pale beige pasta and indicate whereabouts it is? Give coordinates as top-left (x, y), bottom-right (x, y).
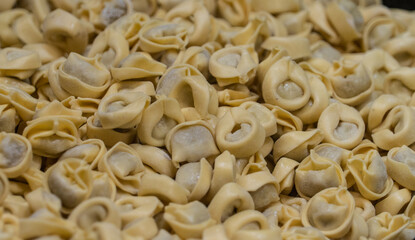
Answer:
top-left (42, 9), bottom-right (88, 53)
top-left (375, 188), bottom-right (411, 215)
top-left (341, 210), bottom-right (369, 240)
top-left (384, 67), bottom-right (415, 104)
top-left (44, 158), bottom-right (92, 213)
top-left (0, 132), bottom-right (32, 178)
top-left (273, 129), bottom-right (324, 162)
top-left (372, 105), bottom-right (415, 150)
top-left (0, 0), bottom-right (15, 11)
top-left (262, 56), bottom-right (311, 111)
top-left (97, 142), bottom-right (144, 195)
top-left (382, 35), bottom-right (415, 67)
top-left (173, 46), bottom-right (211, 79)
top-left (209, 45), bottom-right (258, 87)
top-left (0, 171), bottom-right (9, 206)
top-left (87, 28), bottom-right (129, 68)
top-left (261, 36), bottom-right (311, 60)
top-left (264, 103), bottom-right (303, 136)
top-left (115, 195), bottom-right (163, 226)
top-left (239, 101), bottom-right (278, 137)
top-left (122, 216), bottom-right (159, 239)
top-left (0, 47), bottom-right (41, 80)
top-left (367, 94), bottom-right (403, 131)
top-left (367, 212), bottom-right (410, 240)
top-left (386, 146), bottom-right (415, 190)
top-left (138, 172), bottom-right (190, 204)
top-left (208, 182), bottom-right (254, 223)
top-left (175, 158), bottom-right (212, 201)
top-left (307, 1), bottom-right (340, 44)
top-left (230, 15), bottom-right (267, 46)
top-left (164, 201), bottom-right (216, 239)
top-left (48, 53), bottom-right (111, 100)
top-left (317, 102), bottom-right (365, 149)
top-left (352, 192), bottom-right (376, 221)
top-left (347, 150), bottom-right (393, 200)
top-left (165, 120), bottom-right (219, 167)
top-left (215, 84), bottom-right (259, 107)
top-left (216, 107), bottom-right (265, 158)
top-left (272, 157), bottom-right (298, 195)
top-left (301, 187), bottom-right (355, 238)
top-left (89, 171), bottom-right (117, 200)
top-left (218, 0), bottom-right (250, 26)
top-left (295, 150), bottom-right (346, 199)
top-left (109, 12), bottom-right (149, 47)
top-left (0, 207), bottom-right (19, 239)
top-left (72, 222), bottom-right (123, 240)
top-left (23, 43), bottom-right (64, 64)
top-left (59, 138), bottom-right (107, 170)
top-left (130, 143), bottom-right (176, 177)
top-left (281, 226), bottom-right (327, 240)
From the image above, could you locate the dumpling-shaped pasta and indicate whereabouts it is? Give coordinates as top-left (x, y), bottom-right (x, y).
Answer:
top-left (329, 60), bottom-right (373, 106)
top-left (34, 100), bottom-right (86, 128)
top-left (382, 35), bottom-right (415, 67)
top-left (89, 171), bottom-right (116, 200)
top-left (0, 83), bottom-right (38, 121)
top-left (308, 1), bottom-right (340, 45)
top-left (23, 43), bottom-right (64, 64)
top-left (138, 97), bottom-right (185, 147)
top-left (281, 226), bottom-right (327, 240)
top-left (165, 0), bottom-right (210, 46)
top-left (87, 28), bottom-right (129, 68)
top-left (208, 182), bottom-right (254, 223)
top-left (19, 209), bottom-right (76, 239)
top-left (273, 129), bottom-right (324, 162)
top-left (272, 157), bottom-right (298, 195)
top-left (367, 212), bottom-right (410, 240)
top-left (0, 48), bottom-right (41, 80)
top-left (130, 144), bottom-right (176, 177)
top-left (317, 102), bottom-right (365, 149)
top-left (265, 103), bottom-right (303, 136)
top-left (367, 94), bottom-right (403, 131)
top-left (138, 172), bottom-right (190, 204)
top-left (165, 120), bottom-right (219, 167)
top-left (115, 195), bottom-right (163, 226)
top-left (384, 67), bottom-right (415, 104)
top-left (215, 84), bottom-right (259, 107)
top-left (375, 187), bottom-right (411, 215)
top-left (239, 101), bottom-right (278, 137)
top-left (42, 9), bottom-right (88, 53)
top-left (109, 12), bottom-right (149, 47)
top-left (111, 52), bottom-right (166, 82)
top-left (98, 142), bottom-right (144, 195)
top-left (175, 159), bottom-right (212, 201)
top-left (23, 117), bottom-right (80, 158)
top-left (48, 53), bottom-right (111, 100)
top-left (302, 187), bottom-right (355, 238)
top-left (352, 192), bottom-right (376, 221)
top-left (326, 0), bottom-right (364, 43)
top-left (223, 210), bottom-right (281, 240)
top-left (209, 45), bottom-right (258, 87)
top-left (68, 197), bottom-right (121, 230)
top-left (372, 105), bottom-right (415, 150)
top-left (164, 201), bottom-right (215, 239)
top-left (218, 0), bottom-right (250, 26)
top-left (25, 188), bottom-right (61, 216)
top-left (347, 150), bottom-right (393, 200)
top-left (295, 150), bottom-right (346, 199)
top-left (363, 16), bottom-right (402, 51)
top-left (262, 56), bottom-right (311, 111)
top-left (0, 132), bottom-right (32, 178)
top-left (173, 46), bottom-right (211, 78)
top-left (97, 91), bottom-right (150, 129)
top-left (313, 143), bottom-right (351, 166)
top-left (237, 171), bottom-right (280, 210)
top-left (59, 139), bottom-right (106, 170)
top-left (216, 107), bottom-right (265, 158)
top-left (44, 158), bottom-right (92, 212)
top-left (386, 146), bottom-right (415, 190)
top-left (137, 19), bottom-right (188, 53)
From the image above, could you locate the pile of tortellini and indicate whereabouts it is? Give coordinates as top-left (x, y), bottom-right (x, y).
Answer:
top-left (1, 0), bottom-right (415, 239)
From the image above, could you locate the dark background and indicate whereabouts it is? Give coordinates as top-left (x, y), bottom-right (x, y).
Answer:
top-left (383, 0), bottom-right (415, 10)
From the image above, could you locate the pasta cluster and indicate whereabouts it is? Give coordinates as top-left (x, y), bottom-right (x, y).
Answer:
top-left (1, 0), bottom-right (415, 239)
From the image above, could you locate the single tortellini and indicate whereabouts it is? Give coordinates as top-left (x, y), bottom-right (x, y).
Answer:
top-left (23, 116), bottom-right (80, 158)
top-left (317, 102), bottom-right (365, 149)
top-left (109, 12), bottom-right (149, 47)
top-left (272, 157), bottom-right (299, 195)
top-left (295, 150), bottom-right (347, 199)
top-left (68, 197), bottom-right (121, 231)
top-left (165, 0), bottom-right (210, 46)
top-left (367, 212), bottom-right (410, 240)
top-left (0, 83), bottom-right (38, 121)
top-left (218, 0), bottom-right (250, 26)
top-left (302, 187), bottom-right (355, 238)
top-left (0, 132), bottom-right (32, 178)
top-left (138, 172), bottom-right (190, 204)
top-left (130, 144), bottom-right (176, 178)
top-left (137, 97), bottom-right (185, 147)
top-left (347, 150), bottom-right (393, 200)
top-left (137, 19), bottom-right (188, 53)
top-left (19, 209), bottom-right (76, 239)
top-left (386, 146), bottom-right (415, 190)
top-left (384, 67), bottom-right (415, 104)
top-left (59, 139), bottom-right (107, 170)
top-left (173, 46), bottom-right (211, 79)
top-left (175, 159), bottom-right (212, 201)
top-left (97, 90), bottom-right (150, 129)
top-left (371, 105), bottom-right (415, 150)
top-left (262, 56), bottom-right (311, 111)
top-left (164, 201), bottom-right (216, 239)
top-left (363, 16), bottom-right (401, 51)
top-left (273, 129), bottom-right (324, 162)
top-left (48, 53), bottom-right (111, 100)
top-left (42, 9), bottom-right (88, 53)
top-left (239, 101), bottom-right (278, 137)
top-left (115, 195), bottom-right (163, 226)
top-left (208, 182), bottom-right (254, 223)
top-left (216, 107), bottom-right (265, 158)
top-left (0, 47), bottom-right (41, 80)
top-left (326, 0), bottom-right (364, 43)
top-left (97, 142), bottom-right (144, 195)
top-left (367, 94), bottom-right (403, 131)
top-left (209, 45), bottom-right (258, 87)
top-left (110, 52), bottom-right (166, 82)
top-left (44, 158), bottom-right (93, 213)
top-left (165, 120), bottom-right (219, 167)
top-left (87, 28), bottom-right (129, 68)
top-left (237, 171), bottom-right (280, 210)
